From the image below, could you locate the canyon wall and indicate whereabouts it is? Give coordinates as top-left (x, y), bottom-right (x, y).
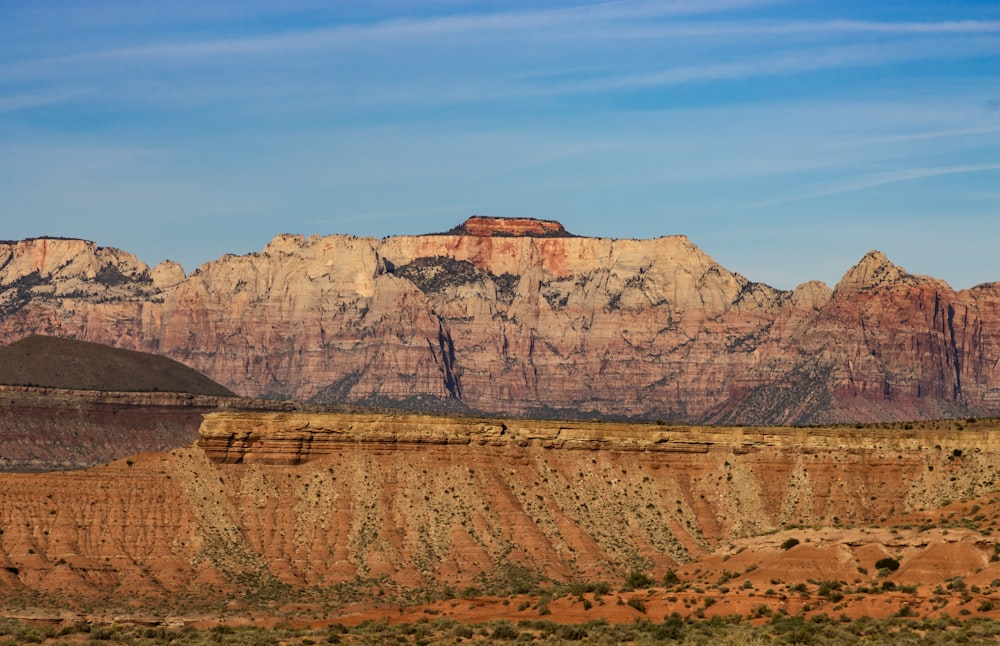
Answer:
top-left (0, 413), bottom-right (997, 604)
top-left (1, 219), bottom-right (998, 423)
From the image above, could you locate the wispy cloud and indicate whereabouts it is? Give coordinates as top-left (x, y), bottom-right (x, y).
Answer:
top-left (756, 163), bottom-right (1000, 207)
top-left (0, 0), bottom-right (786, 73)
top-left (833, 127), bottom-right (1000, 148)
top-left (0, 88), bottom-right (91, 113)
top-left (4, 2), bottom-right (998, 85)
top-left (539, 36), bottom-right (1000, 94)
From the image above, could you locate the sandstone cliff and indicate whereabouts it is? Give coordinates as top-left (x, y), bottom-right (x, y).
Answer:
top-left (0, 413), bottom-right (997, 607)
top-left (1, 218), bottom-right (998, 424)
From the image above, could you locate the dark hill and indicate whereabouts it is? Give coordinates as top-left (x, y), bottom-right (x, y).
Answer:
top-left (0, 335), bottom-right (235, 396)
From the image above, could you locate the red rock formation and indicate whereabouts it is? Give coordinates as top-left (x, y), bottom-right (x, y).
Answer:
top-left (1, 226), bottom-right (998, 424)
top-left (457, 215), bottom-right (570, 237)
top-left (0, 414), bottom-right (998, 607)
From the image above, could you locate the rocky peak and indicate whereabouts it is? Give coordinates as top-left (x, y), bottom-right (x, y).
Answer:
top-left (0, 238), bottom-right (156, 312)
top-left (447, 216), bottom-right (572, 237)
top-left (150, 260), bottom-right (186, 290)
top-left (791, 280), bottom-right (832, 310)
top-left (1, 238), bottom-right (99, 280)
top-left (834, 250), bottom-right (914, 293)
top-left (263, 233), bottom-right (308, 256)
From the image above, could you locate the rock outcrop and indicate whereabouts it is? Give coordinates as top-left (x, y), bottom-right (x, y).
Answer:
top-left (449, 215), bottom-right (572, 237)
top-left (1, 218), bottom-right (998, 424)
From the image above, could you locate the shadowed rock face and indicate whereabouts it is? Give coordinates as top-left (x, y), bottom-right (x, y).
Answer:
top-left (0, 413), bottom-right (997, 605)
top-left (0, 386), bottom-right (220, 471)
top-left (1, 220), bottom-right (999, 424)
top-left (0, 386), bottom-right (306, 471)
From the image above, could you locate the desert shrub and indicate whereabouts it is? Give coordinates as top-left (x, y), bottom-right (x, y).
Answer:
top-left (459, 586), bottom-right (481, 599)
top-left (626, 597), bottom-right (647, 613)
top-left (490, 621), bottom-right (519, 640)
top-left (568, 580), bottom-right (610, 596)
top-left (451, 624), bottom-right (474, 639)
top-left (780, 537), bottom-right (800, 550)
top-left (89, 624), bottom-right (120, 640)
top-left (875, 557), bottom-right (900, 572)
top-left (623, 569), bottom-right (654, 591)
top-left (768, 614), bottom-right (824, 644)
top-left (560, 624), bottom-right (588, 640)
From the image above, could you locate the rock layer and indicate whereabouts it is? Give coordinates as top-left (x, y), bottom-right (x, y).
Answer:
top-left (0, 413), bottom-right (997, 604)
top-left (0, 386), bottom-right (220, 471)
top-left (1, 219), bottom-right (998, 424)
top-left (452, 215), bottom-right (571, 237)
top-left (0, 386), bottom-right (302, 471)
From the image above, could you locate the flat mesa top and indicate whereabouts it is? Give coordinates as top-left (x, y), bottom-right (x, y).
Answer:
top-left (441, 216), bottom-right (574, 238)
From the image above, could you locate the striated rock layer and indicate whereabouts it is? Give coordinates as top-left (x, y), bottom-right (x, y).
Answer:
top-left (0, 386), bottom-right (302, 471)
top-left (1, 219), bottom-right (999, 424)
top-left (0, 412), bottom-right (998, 604)
top-left (0, 386), bottom-right (221, 471)
top-left (450, 215), bottom-right (572, 237)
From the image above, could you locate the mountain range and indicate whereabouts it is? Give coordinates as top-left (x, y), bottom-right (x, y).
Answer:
top-left (1, 216), bottom-right (997, 424)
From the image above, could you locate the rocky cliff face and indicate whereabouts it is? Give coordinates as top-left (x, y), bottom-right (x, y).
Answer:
top-left (0, 414), bottom-right (997, 605)
top-left (0, 386), bottom-right (218, 471)
top-left (0, 386), bottom-right (304, 471)
top-left (1, 219), bottom-right (998, 424)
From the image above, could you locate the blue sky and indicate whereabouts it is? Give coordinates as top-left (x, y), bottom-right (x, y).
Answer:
top-left (1, 0), bottom-right (998, 290)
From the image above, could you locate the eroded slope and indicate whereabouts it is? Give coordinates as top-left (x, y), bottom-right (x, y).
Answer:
top-left (1, 412), bottom-right (999, 610)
